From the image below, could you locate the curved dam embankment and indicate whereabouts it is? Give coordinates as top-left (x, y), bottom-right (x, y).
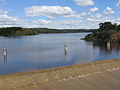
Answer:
top-left (0, 58), bottom-right (120, 89)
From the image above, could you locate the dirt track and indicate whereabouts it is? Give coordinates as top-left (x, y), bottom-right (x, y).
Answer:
top-left (0, 58), bottom-right (120, 90)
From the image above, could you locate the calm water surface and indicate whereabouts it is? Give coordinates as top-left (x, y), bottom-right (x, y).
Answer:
top-left (0, 33), bottom-right (120, 75)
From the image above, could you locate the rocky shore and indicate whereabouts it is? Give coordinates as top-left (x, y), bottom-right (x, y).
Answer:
top-left (83, 22), bottom-right (120, 42)
top-left (0, 58), bottom-right (120, 90)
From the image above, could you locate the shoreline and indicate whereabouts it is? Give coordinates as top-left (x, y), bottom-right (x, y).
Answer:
top-left (0, 58), bottom-right (120, 77)
top-left (0, 58), bottom-right (120, 89)
top-left (0, 58), bottom-right (120, 78)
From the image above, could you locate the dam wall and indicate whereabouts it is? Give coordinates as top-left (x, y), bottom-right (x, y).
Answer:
top-left (0, 58), bottom-right (120, 89)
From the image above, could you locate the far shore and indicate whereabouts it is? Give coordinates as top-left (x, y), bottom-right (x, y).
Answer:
top-left (0, 27), bottom-right (95, 37)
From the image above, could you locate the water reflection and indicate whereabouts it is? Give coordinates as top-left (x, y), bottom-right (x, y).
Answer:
top-left (3, 55), bottom-right (7, 63)
top-left (92, 41), bottom-right (120, 53)
top-left (64, 49), bottom-right (67, 56)
top-left (0, 36), bottom-right (23, 39)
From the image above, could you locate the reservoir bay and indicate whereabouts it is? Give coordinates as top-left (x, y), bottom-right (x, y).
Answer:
top-left (0, 33), bottom-right (120, 75)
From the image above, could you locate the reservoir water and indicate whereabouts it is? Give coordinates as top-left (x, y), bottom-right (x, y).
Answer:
top-left (0, 33), bottom-right (120, 75)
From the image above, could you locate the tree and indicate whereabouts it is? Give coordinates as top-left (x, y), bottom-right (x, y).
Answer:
top-left (99, 22), bottom-right (116, 31)
top-left (117, 25), bottom-right (120, 31)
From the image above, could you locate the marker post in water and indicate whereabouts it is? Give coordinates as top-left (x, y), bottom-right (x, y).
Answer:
top-left (3, 48), bottom-right (7, 63)
top-left (107, 42), bottom-right (111, 51)
top-left (3, 48), bottom-right (7, 56)
top-left (64, 45), bottom-right (68, 50)
top-left (64, 45), bottom-right (68, 56)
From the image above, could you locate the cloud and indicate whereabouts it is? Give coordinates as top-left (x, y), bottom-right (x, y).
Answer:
top-left (0, 10), bottom-right (8, 14)
top-left (25, 6), bottom-right (79, 18)
top-left (21, 19), bottom-right (82, 29)
top-left (113, 18), bottom-right (120, 21)
top-left (86, 12), bottom-right (120, 26)
top-left (0, 5), bottom-right (119, 29)
top-left (89, 7), bottom-right (99, 12)
top-left (116, 0), bottom-right (120, 7)
top-left (79, 7), bottom-right (99, 17)
top-left (0, 9), bottom-right (95, 29)
top-left (104, 7), bottom-right (115, 14)
top-left (32, 20), bottom-right (52, 25)
top-left (20, 19), bottom-right (52, 28)
top-left (90, 14), bottom-right (102, 18)
top-left (0, 10), bottom-right (20, 27)
top-left (74, 0), bottom-right (94, 6)
top-left (17, 19), bottom-right (98, 29)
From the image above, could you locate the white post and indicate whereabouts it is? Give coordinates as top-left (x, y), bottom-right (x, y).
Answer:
top-left (107, 42), bottom-right (110, 47)
top-left (64, 45), bottom-right (68, 56)
top-left (107, 42), bottom-right (111, 51)
top-left (3, 48), bottom-right (7, 56)
top-left (64, 45), bottom-right (68, 51)
top-left (3, 48), bottom-right (7, 63)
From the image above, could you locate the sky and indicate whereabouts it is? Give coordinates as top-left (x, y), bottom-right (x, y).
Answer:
top-left (0, 0), bottom-right (120, 29)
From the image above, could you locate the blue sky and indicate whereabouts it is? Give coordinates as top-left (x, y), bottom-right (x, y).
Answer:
top-left (0, 0), bottom-right (120, 29)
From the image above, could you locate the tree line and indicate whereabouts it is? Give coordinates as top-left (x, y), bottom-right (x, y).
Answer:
top-left (0, 27), bottom-right (38, 36)
top-left (99, 22), bottom-right (120, 31)
top-left (0, 27), bottom-right (95, 36)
